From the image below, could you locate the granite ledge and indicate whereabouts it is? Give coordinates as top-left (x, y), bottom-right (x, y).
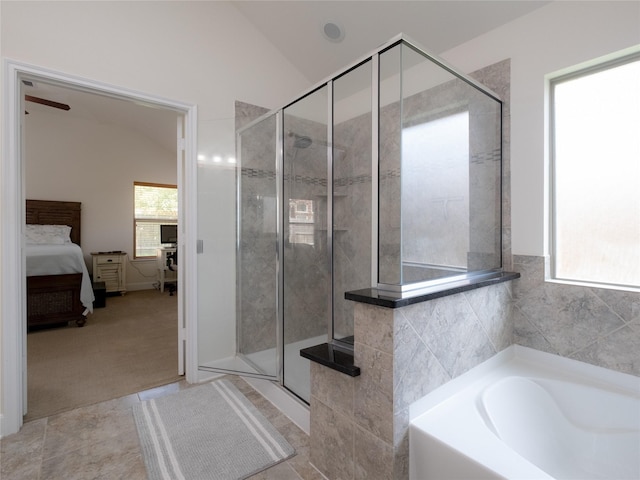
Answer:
top-left (345, 271), bottom-right (520, 308)
top-left (300, 343), bottom-right (361, 377)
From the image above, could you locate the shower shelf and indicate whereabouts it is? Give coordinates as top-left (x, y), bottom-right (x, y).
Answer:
top-left (300, 343), bottom-right (360, 377)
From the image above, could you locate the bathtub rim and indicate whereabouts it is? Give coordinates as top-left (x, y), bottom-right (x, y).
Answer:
top-left (409, 345), bottom-right (640, 480)
top-left (410, 344), bottom-right (640, 422)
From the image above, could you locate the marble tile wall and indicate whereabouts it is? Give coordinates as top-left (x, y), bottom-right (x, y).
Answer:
top-left (309, 254), bottom-right (638, 479)
top-left (237, 104), bottom-right (375, 346)
top-left (281, 113), bottom-right (332, 345)
top-left (236, 102), bottom-right (335, 351)
top-left (332, 112), bottom-right (373, 340)
top-left (236, 53), bottom-right (512, 353)
top-left (237, 105), bottom-right (278, 355)
top-left (379, 52), bottom-right (508, 284)
top-left (306, 240), bottom-right (637, 471)
top-left (310, 58), bottom-right (515, 480)
top-left (469, 59), bottom-right (512, 272)
top-left (513, 254), bottom-right (640, 376)
top-left (310, 280), bottom-right (513, 479)
top-left (378, 98), bottom-right (402, 284)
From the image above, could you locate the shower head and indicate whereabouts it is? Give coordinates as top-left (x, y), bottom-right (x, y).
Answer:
top-left (290, 132), bottom-right (312, 149)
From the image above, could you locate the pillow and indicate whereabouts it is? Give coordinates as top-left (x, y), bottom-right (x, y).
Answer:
top-left (25, 224), bottom-right (72, 245)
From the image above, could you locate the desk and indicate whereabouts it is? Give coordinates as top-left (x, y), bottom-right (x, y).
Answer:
top-left (157, 247), bottom-right (177, 293)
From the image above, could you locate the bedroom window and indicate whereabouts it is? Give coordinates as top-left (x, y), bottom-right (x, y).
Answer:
top-left (134, 182), bottom-right (178, 258)
top-left (550, 53), bottom-right (640, 290)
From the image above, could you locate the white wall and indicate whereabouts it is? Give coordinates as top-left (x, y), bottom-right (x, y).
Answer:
top-left (440, 0), bottom-right (640, 256)
top-left (1, 2), bottom-right (308, 112)
top-left (24, 107), bottom-right (177, 289)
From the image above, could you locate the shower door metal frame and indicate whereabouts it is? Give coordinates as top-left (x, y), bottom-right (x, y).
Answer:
top-left (229, 112), bottom-right (282, 382)
top-left (275, 110), bottom-right (285, 384)
top-left (374, 37), bottom-right (504, 296)
top-left (326, 80), bottom-right (335, 344)
top-left (233, 32), bottom-right (505, 392)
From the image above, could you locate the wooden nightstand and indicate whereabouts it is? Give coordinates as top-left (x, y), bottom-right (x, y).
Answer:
top-left (91, 251), bottom-right (127, 295)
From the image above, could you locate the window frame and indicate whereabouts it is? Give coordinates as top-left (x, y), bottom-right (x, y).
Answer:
top-left (549, 52), bottom-right (640, 291)
top-left (133, 181), bottom-right (178, 259)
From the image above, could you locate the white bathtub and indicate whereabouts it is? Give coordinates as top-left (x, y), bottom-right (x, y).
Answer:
top-left (409, 345), bottom-right (640, 480)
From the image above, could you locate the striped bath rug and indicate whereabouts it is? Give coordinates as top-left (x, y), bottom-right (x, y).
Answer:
top-left (133, 379), bottom-right (295, 480)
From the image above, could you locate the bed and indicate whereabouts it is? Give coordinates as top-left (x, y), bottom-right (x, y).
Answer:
top-left (26, 200), bottom-right (94, 329)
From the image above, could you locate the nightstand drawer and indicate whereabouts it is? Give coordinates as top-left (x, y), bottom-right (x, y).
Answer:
top-left (94, 254), bottom-right (123, 265)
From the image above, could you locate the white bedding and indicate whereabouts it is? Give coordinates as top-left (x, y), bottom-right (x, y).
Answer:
top-left (25, 243), bottom-right (95, 314)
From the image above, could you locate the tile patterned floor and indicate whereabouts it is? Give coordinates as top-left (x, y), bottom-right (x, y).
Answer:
top-left (1, 376), bottom-right (325, 480)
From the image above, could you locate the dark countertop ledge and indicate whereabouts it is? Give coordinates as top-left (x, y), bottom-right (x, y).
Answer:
top-left (345, 272), bottom-right (520, 308)
top-left (300, 343), bottom-right (360, 377)
top-left (302, 273), bottom-right (519, 376)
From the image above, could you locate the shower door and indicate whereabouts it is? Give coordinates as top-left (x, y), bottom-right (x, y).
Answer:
top-left (198, 112), bottom-right (280, 380)
top-left (235, 112), bottom-right (280, 378)
top-left (282, 86), bottom-right (330, 402)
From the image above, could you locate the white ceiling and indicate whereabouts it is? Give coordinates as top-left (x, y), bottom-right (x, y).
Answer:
top-left (22, 1), bottom-right (550, 153)
top-left (22, 80), bottom-right (181, 153)
top-left (234, 1), bottom-right (550, 84)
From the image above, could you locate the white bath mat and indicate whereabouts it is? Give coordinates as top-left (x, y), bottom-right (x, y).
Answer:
top-left (133, 379), bottom-right (295, 480)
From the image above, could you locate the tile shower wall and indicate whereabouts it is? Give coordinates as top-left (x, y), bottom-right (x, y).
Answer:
top-left (470, 59), bottom-right (512, 272)
top-left (378, 98), bottom-right (402, 283)
top-left (310, 59), bottom-right (513, 480)
top-left (379, 59), bottom-right (510, 284)
top-left (513, 254), bottom-right (640, 376)
top-left (236, 103), bottom-right (276, 356)
top-left (333, 112), bottom-right (373, 340)
top-left (309, 281), bottom-right (514, 480)
top-left (237, 103), bottom-right (333, 353)
top-left (236, 101), bottom-right (374, 352)
top-left (401, 77), bottom-right (501, 273)
top-left (282, 115), bottom-right (332, 345)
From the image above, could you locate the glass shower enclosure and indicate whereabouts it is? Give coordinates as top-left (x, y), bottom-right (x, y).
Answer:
top-left (230, 35), bottom-right (502, 403)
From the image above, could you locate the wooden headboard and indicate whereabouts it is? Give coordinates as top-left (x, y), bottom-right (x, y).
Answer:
top-left (26, 199), bottom-right (82, 246)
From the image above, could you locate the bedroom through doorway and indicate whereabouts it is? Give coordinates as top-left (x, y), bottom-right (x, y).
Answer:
top-left (21, 78), bottom-right (185, 420)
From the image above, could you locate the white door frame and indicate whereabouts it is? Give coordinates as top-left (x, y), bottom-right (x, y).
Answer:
top-left (1, 59), bottom-right (199, 437)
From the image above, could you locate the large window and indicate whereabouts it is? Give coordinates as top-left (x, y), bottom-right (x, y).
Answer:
top-left (550, 54), bottom-right (640, 290)
top-left (134, 182), bottom-right (178, 258)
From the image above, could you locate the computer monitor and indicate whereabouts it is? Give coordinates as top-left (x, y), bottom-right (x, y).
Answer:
top-left (160, 224), bottom-right (178, 246)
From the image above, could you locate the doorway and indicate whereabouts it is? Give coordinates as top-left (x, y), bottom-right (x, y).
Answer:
top-left (1, 61), bottom-right (197, 436)
top-left (24, 80), bottom-right (179, 419)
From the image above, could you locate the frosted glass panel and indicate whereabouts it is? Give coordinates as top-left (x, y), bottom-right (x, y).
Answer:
top-left (402, 111), bottom-right (469, 277)
top-left (378, 41), bottom-right (502, 288)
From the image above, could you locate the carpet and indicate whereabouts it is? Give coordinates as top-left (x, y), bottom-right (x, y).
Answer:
top-left (133, 380), bottom-right (295, 480)
top-left (27, 289), bottom-right (182, 421)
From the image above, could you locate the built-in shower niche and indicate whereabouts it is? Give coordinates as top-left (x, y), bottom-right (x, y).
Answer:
top-left (377, 41), bottom-right (502, 295)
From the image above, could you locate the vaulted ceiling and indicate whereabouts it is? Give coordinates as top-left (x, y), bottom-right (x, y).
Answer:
top-left (234, 1), bottom-right (550, 83)
top-left (22, 1), bottom-right (550, 152)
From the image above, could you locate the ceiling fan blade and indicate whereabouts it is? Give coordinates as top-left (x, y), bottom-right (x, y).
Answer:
top-left (25, 95), bottom-right (70, 111)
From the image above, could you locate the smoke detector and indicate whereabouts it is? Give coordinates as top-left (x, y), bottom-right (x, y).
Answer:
top-left (322, 21), bottom-right (345, 43)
